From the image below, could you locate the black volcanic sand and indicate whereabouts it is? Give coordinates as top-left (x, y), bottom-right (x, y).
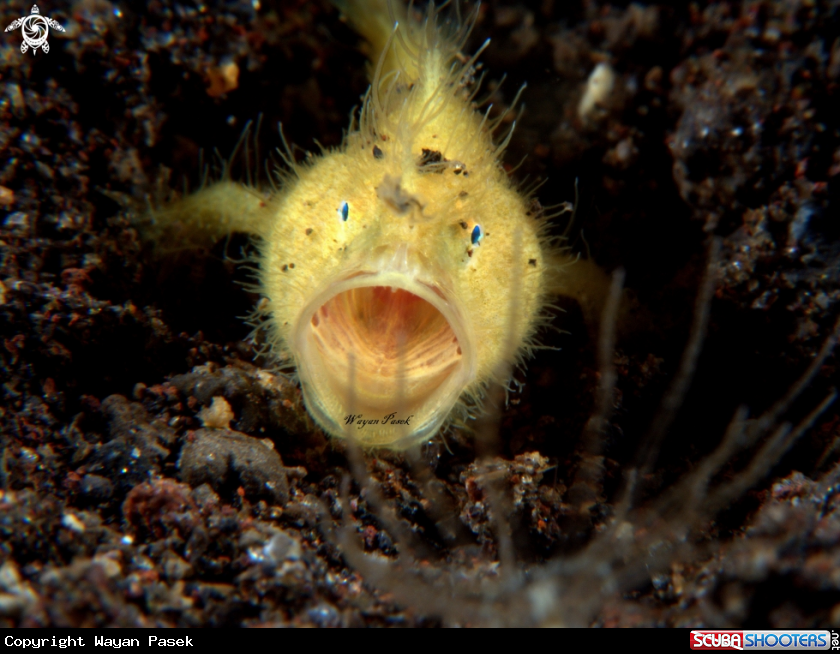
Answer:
top-left (0, 0), bottom-right (839, 627)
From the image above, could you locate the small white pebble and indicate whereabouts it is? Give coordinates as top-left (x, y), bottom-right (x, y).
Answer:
top-left (264, 532), bottom-right (301, 563)
top-left (578, 62), bottom-right (616, 120)
top-left (93, 552), bottom-right (123, 578)
top-left (61, 512), bottom-right (86, 533)
top-left (249, 532), bottom-right (302, 566)
top-left (197, 396), bottom-right (234, 429)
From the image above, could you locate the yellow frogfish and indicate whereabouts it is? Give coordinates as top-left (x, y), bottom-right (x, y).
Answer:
top-left (147, 0), bottom-right (593, 449)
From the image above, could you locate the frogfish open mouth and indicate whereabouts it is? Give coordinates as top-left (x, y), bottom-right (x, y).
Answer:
top-left (147, 0), bottom-right (567, 449)
top-left (294, 243), bottom-right (476, 447)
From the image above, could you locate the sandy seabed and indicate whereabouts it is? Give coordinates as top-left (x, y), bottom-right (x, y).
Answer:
top-left (0, 0), bottom-right (839, 627)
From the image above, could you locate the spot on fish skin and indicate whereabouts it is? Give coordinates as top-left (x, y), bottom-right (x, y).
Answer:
top-left (471, 225), bottom-right (483, 246)
top-left (419, 148), bottom-right (445, 168)
top-left (377, 175), bottom-right (423, 214)
top-left (305, 228), bottom-right (313, 235)
top-left (529, 258), bottom-right (537, 267)
top-left (338, 201), bottom-right (349, 222)
top-left (373, 145), bottom-right (384, 159)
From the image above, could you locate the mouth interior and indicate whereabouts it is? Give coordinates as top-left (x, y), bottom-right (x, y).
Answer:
top-left (307, 286), bottom-right (463, 417)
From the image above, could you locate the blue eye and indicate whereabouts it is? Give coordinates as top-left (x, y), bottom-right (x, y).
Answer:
top-left (471, 224), bottom-right (483, 246)
top-left (337, 201), bottom-right (349, 222)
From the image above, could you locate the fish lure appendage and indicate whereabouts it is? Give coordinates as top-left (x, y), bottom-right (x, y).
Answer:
top-left (150, 1), bottom-right (562, 449)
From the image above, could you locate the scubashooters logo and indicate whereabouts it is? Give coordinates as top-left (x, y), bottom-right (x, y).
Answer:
top-left (5, 5), bottom-right (65, 54)
top-left (690, 630), bottom-right (832, 650)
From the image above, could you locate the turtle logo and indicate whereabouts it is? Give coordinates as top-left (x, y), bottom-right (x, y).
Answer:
top-left (5, 5), bottom-right (65, 54)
